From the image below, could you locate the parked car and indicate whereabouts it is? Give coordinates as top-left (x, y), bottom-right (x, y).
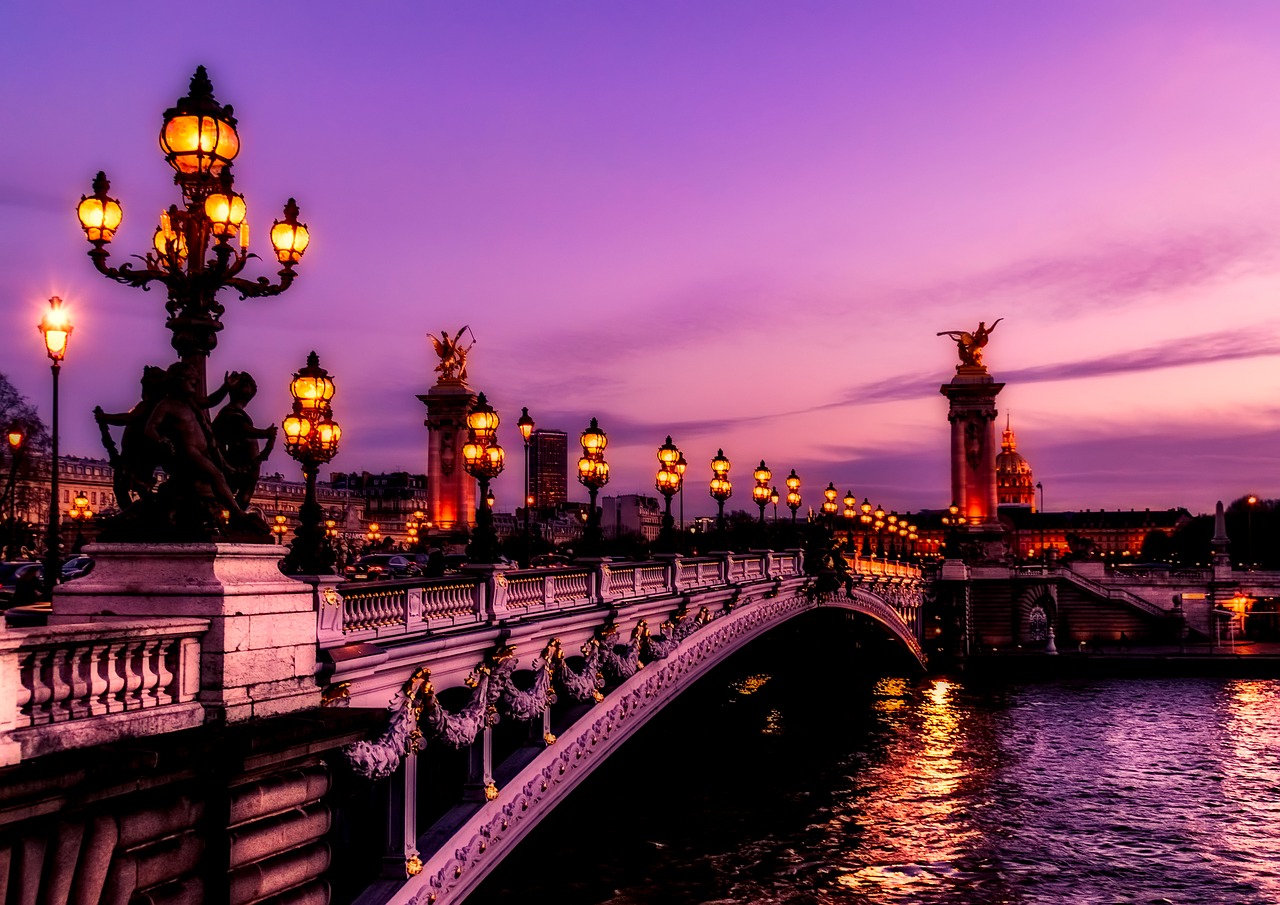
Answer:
top-left (0, 562), bottom-right (42, 606)
top-left (345, 554), bottom-right (421, 581)
top-left (61, 556), bottom-right (95, 581)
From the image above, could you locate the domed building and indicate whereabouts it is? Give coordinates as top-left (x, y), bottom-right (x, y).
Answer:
top-left (996, 416), bottom-right (1036, 510)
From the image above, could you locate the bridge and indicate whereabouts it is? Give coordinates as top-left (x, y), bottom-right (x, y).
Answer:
top-left (0, 545), bottom-right (925, 905)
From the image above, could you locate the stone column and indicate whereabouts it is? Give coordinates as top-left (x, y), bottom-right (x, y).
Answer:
top-left (940, 367), bottom-right (1005, 529)
top-left (418, 383), bottom-right (478, 532)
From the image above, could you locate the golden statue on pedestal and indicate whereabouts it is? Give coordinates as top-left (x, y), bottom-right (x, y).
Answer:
top-left (938, 318), bottom-right (1002, 369)
top-left (430, 326), bottom-right (475, 384)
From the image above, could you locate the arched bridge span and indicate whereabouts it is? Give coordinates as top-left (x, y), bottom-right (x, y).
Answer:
top-left (329, 552), bottom-right (925, 905)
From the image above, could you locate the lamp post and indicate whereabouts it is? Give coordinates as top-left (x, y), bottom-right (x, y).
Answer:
top-left (886, 511), bottom-right (899, 560)
top-left (822, 483), bottom-right (839, 525)
top-left (843, 490), bottom-right (856, 549)
top-left (941, 502), bottom-right (967, 558)
top-left (68, 491), bottom-right (93, 553)
top-left (710, 449), bottom-right (732, 533)
top-left (752, 461), bottom-right (772, 525)
top-left (785, 470), bottom-right (801, 525)
top-left (873, 504), bottom-right (886, 557)
top-left (655, 436), bottom-right (682, 551)
top-left (518, 407), bottom-right (534, 567)
top-left (366, 523), bottom-right (382, 547)
top-left (770, 487), bottom-right (779, 525)
top-left (76, 67), bottom-right (309, 400)
top-left (4, 427), bottom-right (24, 560)
top-left (272, 514), bottom-right (288, 545)
top-left (281, 352), bottom-right (342, 575)
top-left (860, 498), bottom-right (873, 556)
top-left (1247, 494), bottom-right (1258, 568)
top-left (462, 393), bottom-right (505, 564)
top-left (674, 452), bottom-right (688, 535)
top-left (39, 296), bottom-right (72, 599)
top-left (577, 418), bottom-right (609, 557)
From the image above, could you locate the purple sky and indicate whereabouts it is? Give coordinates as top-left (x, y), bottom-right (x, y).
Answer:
top-left (5, 1), bottom-right (1280, 518)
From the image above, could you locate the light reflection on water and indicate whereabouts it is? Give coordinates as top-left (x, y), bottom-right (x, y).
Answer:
top-left (468, 662), bottom-right (1280, 905)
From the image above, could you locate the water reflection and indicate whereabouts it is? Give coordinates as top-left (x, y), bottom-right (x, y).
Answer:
top-left (469, 665), bottom-right (1280, 905)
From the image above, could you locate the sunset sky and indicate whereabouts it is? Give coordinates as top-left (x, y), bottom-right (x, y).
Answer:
top-left (5, 1), bottom-right (1280, 518)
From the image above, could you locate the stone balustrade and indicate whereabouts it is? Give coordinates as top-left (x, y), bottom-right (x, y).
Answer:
top-left (322, 550), bottom-right (805, 648)
top-left (0, 618), bottom-right (207, 766)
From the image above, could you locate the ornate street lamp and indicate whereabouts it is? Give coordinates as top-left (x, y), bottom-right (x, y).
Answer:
top-left (577, 418), bottom-right (610, 557)
top-left (860, 498), bottom-right (873, 556)
top-left (822, 483), bottom-right (839, 522)
top-left (68, 491), bottom-right (93, 553)
top-left (709, 449), bottom-right (732, 532)
top-left (272, 514), bottom-right (289, 545)
top-left (39, 296), bottom-right (72, 599)
top-left (366, 523), bottom-right (382, 545)
top-left (752, 461), bottom-right (772, 525)
top-left (281, 352), bottom-right (341, 575)
top-left (655, 436), bottom-right (682, 550)
top-left (674, 452), bottom-right (688, 534)
top-left (462, 393), bottom-right (505, 563)
top-left (872, 504), bottom-right (886, 557)
top-left (518, 407), bottom-right (535, 567)
top-left (76, 67), bottom-right (309, 399)
top-left (941, 502), bottom-right (967, 558)
top-left (770, 486), bottom-right (780, 524)
top-left (785, 470), bottom-right (801, 525)
top-left (4, 427), bottom-right (25, 560)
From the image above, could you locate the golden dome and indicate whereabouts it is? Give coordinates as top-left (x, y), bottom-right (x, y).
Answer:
top-left (997, 416), bottom-right (1036, 508)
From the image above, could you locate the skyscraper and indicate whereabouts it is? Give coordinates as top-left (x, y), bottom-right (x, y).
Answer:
top-left (528, 429), bottom-right (568, 508)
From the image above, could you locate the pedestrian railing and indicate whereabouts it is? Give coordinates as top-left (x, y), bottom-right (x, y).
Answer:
top-left (322, 550), bottom-right (806, 648)
top-left (0, 618), bottom-right (207, 765)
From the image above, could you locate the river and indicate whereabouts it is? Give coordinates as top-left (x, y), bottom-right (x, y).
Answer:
top-left (466, 611), bottom-right (1280, 905)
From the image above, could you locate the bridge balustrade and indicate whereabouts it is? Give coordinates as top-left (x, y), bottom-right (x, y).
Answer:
top-left (0, 619), bottom-right (207, 765)
top-left (325, 551), bottom-right (806, 647)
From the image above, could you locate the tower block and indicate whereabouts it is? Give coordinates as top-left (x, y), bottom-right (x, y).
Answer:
top-left (418, 328), bottom-right (479, 531)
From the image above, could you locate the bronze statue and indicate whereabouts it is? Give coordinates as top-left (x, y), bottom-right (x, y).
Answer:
top-left (94, 365), bottom-right (167, 509)
top-left (144, 363), bottom-right (247, 520)
top-left (430, 326), bottom-right (475, 383)
top-left (213, 371), bottom-right (277, 511)
top-left (938, 318), bottom-right (1002, 369)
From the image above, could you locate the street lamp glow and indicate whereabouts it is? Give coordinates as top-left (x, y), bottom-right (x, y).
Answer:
top-left (39, 296), bottom-right (73, 362)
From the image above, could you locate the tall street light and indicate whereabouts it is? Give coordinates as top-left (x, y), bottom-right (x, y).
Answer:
top-left (710, 449), bottom-right (732, 533)
top-left (655, 436), bottom-right (682, 551)
top-left (517, 407), bottom-right (535, 568)
top-left (770, 487), bottom-right (779, 525)
top-left (1247, 494), bottom-right (1258, 567)
top-left (4, 427), bottom-right (24, 560)
top-left (68, 492), bottom-right (93, 553)
top-left (462, 393), bottom-right (505, 564)
top-left (873, 504), bottom-right (886, 557)
top-left (822, 483), bottom-right (839, 524)
top-left (281, 352), bottom-right (342, 575)
top-left (76, 67), bottom-right (309, 399)
top-left (752, 461), bottom-right (772, 525)
top-left (860, 498), bottom-right (873, 556)
top-left (785, 470), bottom-right (801, 525)
top-left (577, 418), bottom-right (609, 557)
top-left (675, 452), bottom-right (688, 534)
top-left (38, 296), bottom-right (72, 599)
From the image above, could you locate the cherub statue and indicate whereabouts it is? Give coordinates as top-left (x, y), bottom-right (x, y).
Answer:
top-left (937, 318), bottom-right (1002, 369)
top-left (143, 362), bottom-right (246, 521)
top-left (213, 371), bottom-right (277, 511)
top-left (95, 365), bottom-right (167, 509)
top-left (431, 326), bottom-right (475, 383)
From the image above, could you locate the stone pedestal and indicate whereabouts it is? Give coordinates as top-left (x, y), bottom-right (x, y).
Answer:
top-left (418, 383), bottom-right (478, 531)
top-left (51, 543), bottom-right (320, 723)
top-left (940, 366), bottom-right (1005, 532)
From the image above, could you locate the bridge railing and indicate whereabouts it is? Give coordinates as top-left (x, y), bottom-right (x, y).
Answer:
top-left (0, 618), bottom-right (207, 765)
top-left (845, 554), bottom-right (923, 580)
top-left (323, 550), bottom-right (806, 648)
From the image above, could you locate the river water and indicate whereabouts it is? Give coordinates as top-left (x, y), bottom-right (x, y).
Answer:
top-left (467, 613), bottom-right (1280, 905)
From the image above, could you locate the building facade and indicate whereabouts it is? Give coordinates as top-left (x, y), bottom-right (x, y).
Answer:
top-left (601, 494), bottom-right (663, 542)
